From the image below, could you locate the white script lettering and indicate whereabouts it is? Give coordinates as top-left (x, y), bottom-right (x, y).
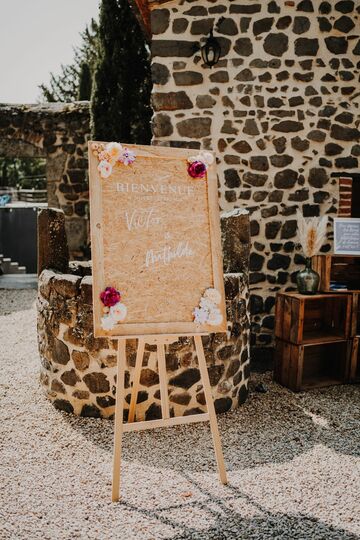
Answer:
top-left (124, 208), bottom-right (161, 231)
top-left (145, 242), bottom-right (194, 268)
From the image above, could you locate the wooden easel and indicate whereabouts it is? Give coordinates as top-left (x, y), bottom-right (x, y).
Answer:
top-left (112, 334), bottom-right (228, 502)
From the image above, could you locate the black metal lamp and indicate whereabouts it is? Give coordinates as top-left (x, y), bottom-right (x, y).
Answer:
top-left (201, 28), bottom-right (221, 68)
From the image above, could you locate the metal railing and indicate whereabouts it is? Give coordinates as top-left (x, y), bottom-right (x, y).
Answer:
top-left (0, 186), bottom-right (47, 204)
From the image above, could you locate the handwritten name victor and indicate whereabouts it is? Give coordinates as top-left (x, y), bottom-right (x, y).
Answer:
top-left (125, 207), bottom-right (161, 231)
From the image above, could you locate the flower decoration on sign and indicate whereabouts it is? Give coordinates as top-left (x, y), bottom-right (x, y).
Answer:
top-left (100, 286), bottom-right (127, 331)
top-left (193, 288), bottom-right (223, 326)
top-left (91, 142), bottom-right (136, 179)
top-left (187, 151), bottom-right (214, 179)
top-left (120, 147), bottom-right (136, 166)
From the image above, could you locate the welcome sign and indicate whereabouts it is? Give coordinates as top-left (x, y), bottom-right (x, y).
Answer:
top-left (89, 142), bottom-right (226, 337)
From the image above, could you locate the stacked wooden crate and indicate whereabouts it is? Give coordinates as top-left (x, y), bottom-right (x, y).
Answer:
top-left (274, 254), bottom-right (360, 391)
top-left (274, 292), bottom-right (352, 391)
top-left (313, 254), bottom-right (360, 385)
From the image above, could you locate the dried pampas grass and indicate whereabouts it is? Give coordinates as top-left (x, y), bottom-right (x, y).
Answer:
top-left (296, 210), bottom-right (328, 258)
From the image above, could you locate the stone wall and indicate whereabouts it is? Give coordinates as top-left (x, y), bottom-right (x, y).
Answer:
top-left (150, 0), bottom-right (360, 355)
top-left (37, 208), bottom-right (251, 418)
top-left (0, 103), bottom-right (90, 256)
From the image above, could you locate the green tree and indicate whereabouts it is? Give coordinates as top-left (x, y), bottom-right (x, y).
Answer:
top-left (78, 62), bottom-right (92, 101)
top-left (0, 158), bottom-right (46, 188)
top-left (91, 0), bottom-right (152, 144)
top-left (39, 19), bottom-right (99, 102)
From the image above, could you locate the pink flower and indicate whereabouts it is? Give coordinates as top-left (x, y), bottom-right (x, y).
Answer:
top-left (187, 160), bottom-right (207, 179)
top-left (119, 147), bottom-right (136, 166)
top-left (98, 159), bottom-right (112, 179)
top-left (98, 151), bottom-right (111, 162)
top-left (100, 287), bottom-right (121, 307)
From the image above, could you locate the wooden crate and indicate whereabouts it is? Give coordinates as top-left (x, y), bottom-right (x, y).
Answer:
top-left (350, 293), bottom-right (360, 337)
top-left (313, 254), bottom-right (360, 292)
top-left (275, 292), bottom-right (352, 344)
top-left (350, 337), bottom-right (360, 383)
top-left (274, 339), bottom-right (351, 391)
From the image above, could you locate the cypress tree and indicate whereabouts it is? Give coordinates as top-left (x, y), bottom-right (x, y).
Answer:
top-left (91, 0), bottom-right (152, 144)
top-left (39, 20), bottom-right (99, 103)
top-left (77, 62), bottom-right (92, 101)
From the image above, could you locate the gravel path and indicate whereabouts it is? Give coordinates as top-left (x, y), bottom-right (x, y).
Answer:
top-left (1, 289), bottom-right (359, 540)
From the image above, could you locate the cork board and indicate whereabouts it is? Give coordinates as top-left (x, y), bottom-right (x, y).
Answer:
top-left (89, 142), bottom-right (226, 337)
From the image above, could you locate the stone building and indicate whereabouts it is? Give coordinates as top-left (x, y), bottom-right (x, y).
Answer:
top-left (0, 103), bottom-right (90, 256)
top-left (35, 0), bottom-right (360, 417)
top-left (129, 0), bottom-right (360, 362)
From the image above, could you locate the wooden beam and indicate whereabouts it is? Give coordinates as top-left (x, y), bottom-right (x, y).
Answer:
top-left (123, 413), bottom-right (210, 432)
top-left (148, 0), bottom-right (174, 5)
top-left (128, 0), bottom-right (151, 42)
top-left (128, 0), bottom-right (175, 41)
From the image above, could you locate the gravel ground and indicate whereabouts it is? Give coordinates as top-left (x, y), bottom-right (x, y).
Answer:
top-left (1, 289), bottom-right (359, 540)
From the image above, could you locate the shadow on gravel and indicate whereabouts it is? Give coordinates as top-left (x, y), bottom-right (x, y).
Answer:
top-left (62, 378), bottom-right (360, 475)
top-left (59, 379), bottom-right (360, 538)
top-left (120, 477), bottom-right (359, 540)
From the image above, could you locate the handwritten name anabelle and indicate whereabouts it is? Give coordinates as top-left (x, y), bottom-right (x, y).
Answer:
top-left (117, 182), bottom-right (194, 196)
top-left (145, 242), bottom-right (194, 267)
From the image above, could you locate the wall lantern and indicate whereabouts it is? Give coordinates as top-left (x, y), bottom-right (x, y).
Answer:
top-left (201, 28), bottom-right (221, 68)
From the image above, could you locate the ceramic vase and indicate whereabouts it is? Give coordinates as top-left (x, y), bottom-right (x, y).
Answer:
top-left (296, 257), bottom-right (320, 295)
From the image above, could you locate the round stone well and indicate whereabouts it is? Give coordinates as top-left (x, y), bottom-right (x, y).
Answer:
top-left (37, 208), bottom-right (251, 419)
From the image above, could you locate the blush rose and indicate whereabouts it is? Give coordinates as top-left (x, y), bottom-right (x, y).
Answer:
top-left (187, 160), bottom-right (207, 179)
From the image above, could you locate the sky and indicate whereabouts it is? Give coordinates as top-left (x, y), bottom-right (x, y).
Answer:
top-left (0, 0), bottom-right (100, 103)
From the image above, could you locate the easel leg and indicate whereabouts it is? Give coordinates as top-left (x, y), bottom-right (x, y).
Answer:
top-left (194, 335), bottom-right (228, 485)
top-left (112, 339), bottom-right (126, 502)
top-left (157, 342), bottom-right (170, 419)
top-left (128, 339), bottom-right (145, 423)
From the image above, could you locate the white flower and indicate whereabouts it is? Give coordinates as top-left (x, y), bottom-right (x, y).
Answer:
top-left (199, 151), bottom-right (214, 166)
top-left (119, 147), bottom-right (136, 166)
top-left (200, 297), bottom-right (215, 311)
top-left (101, 314), bottom-right (116, 331)
top-left (188, 151), bottom-right (214, 167)
top-left (105, 142), bottom-right (123, 164)
top-left (109, 302), bottom-right (127, 322)
top-left (207, 308), bottom-right (223, 326)
top-left (204, 288), bottom-right (221, 305)
top-left (98, 159), bottom-right (112, 179)
top-left (193, 307), bottom-right (209, 325)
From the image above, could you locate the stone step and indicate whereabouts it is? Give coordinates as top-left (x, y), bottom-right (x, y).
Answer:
top-left (1, 257), bottom-right (27, 274)
top-left (10, 262), bottom-right (19, 271)
top-left (2, 258), bottom-right (12, 273)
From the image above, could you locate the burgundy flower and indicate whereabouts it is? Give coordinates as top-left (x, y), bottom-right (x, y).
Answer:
top-left (100, 287), bottom-right (121, 307)
top-left (187, 160), bottom-right (207, 179)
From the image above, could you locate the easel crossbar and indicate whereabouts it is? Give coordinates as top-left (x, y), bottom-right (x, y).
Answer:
top-left (123, 412), bottom-right (210, 433)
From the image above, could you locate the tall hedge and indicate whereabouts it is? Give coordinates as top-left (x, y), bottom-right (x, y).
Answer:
top-left (91, 0), bottom-right (152, 144)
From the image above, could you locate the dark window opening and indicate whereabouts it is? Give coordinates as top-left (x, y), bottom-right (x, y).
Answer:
top-left (351, 175), bottom-right (360, 218)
